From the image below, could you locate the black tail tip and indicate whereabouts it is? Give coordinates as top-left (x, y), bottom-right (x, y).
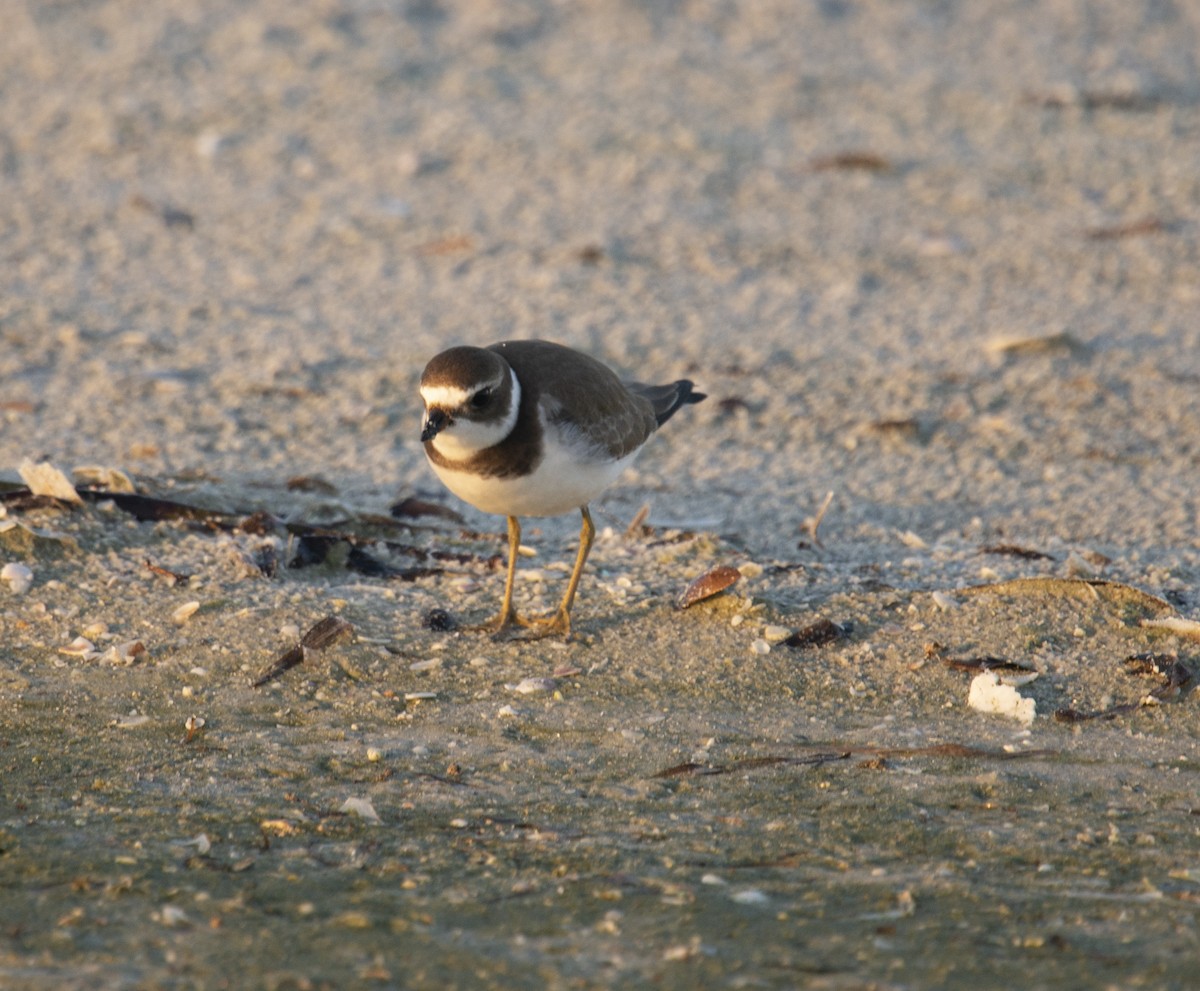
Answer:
top-left (677, 380), bottom-right (706, 405)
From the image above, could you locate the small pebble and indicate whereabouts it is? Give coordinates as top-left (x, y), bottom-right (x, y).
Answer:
top-left (340, 797), bottom-right (381, 824)
top-left (1, 562), bottom-right (33, 594)
top-left (105, 641), bottom-right (146, 666)
top-left (931, 590), bottom-right (957, 611)
top-left (172, 601), bottom-right (201, 625)
top-left (158, 905), bottom-right (189, 928)
top-left (59, 636), bottom-right (97, 658)
top-left (751, 639), bottom-right (771, 655)
top-left (366, 747), bottom-right (382, 762)
top-left (506, 677), bottom-right (557, 695)
top-left (763, 625), bottom-right (792, 643)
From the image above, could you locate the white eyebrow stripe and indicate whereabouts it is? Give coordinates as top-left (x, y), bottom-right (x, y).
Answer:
top-left (420, 384), bottom-right (473, 409)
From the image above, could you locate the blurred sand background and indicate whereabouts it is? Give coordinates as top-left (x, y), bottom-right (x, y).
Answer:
top-left (3, 1), bottom-right (1200, 988)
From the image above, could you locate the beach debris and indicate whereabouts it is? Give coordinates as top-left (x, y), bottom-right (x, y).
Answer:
top-left (114, 712), bottom-right (152, 729)
top-left (285, 474), bottom-right (338, 494)
top-left (1085, 216), bottom-right (1167, 241)
top-left (980, 543), bottom-right (1054, 561)
top-left (59, 636), bottom-right (98, 660)
top-left (423, 608), bottom-right (457, 631)
top-left (418, 233), bottom-right (474, 256)
top-left (390, 496), bottom-right (465, 524)
top-left (676, 566), bottom-right (741, 609)
top-left (808, 150), bottom-right (892, 173)
top-left (959, 577), bottom-right (1175, 616)
top-left (18, 459), bottom-right (82, 504)
top-left (652, 752), bottom-right (850, 778)
top-left (184, 715), bottom-right (206, 742)
top-left (1055, 653), bottom-right (1194, 722)
top-left (625, 503), bottom-right (653, 539)
top-left (1, 561), bottom-right (33, 594)
top-left (968, 671), bottom-right (1036, 726)
top-left (750, 639), bottom-right (771, 655)
top-left (1023, 87), bottom-right (1162, 112)
top-left (662, 937), bottom-right (705, 962)
top-left (130, 193), bottom-right (195, 230)
top-left (339, 797), bottom-right (382, 825)
top-left (1140, 616), bottom-right (1200, 640)
top-left (801, 490), bottom-right (835, 547)
top-left (101, 641), bottom-right (147, 666)
top-left (71, 465), bottom-right (137, 493)
top-left (80, 490), bottom-right (229, 523)
top-left (171, 833), bottom-right (212, 855)
top-left (942, 655), bottom-right (1038, 685)
top-left (985, 332), bottom-right (1083, 357)
top-left (250, 616), bottom-right (354, 687)
top-left (867, 417), bottom-right (923, 441)
top-left (931, 590), bottom-right (958, 611)
top-left (171, 601), bottom-right (202, 625)
top-left (146, 559), bottom-right (192, 586)
top-left (156, 905), bottom-right (190, 928)
top-left (506, 677), bottom-right (557, 695)
top-left (1064, 552), bottom-right (1101, 578)
top-left (783, 618), bottom-right (846, 649)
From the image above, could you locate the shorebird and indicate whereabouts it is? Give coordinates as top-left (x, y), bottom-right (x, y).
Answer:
top-left (419, 339), bottom-right (704, 637)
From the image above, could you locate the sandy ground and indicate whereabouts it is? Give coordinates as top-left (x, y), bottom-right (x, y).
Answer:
top-left (3, 1), bottom-right (1200, 988)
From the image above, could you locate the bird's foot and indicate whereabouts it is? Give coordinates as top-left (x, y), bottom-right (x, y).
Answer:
top-left (482, 607), bottom-right (572, 641)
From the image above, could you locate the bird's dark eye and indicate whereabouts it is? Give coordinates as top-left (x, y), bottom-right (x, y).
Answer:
top-left (470, 388), bottom-right (491, 409)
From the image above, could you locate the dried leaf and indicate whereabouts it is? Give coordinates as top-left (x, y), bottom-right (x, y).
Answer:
top-left (985, 332), bottom-right (1083, 357)
top-left (390, 496), bottom-right (465, 523)
top-left (980, 544), bottom-right (1054, 561)
top-left (809, 151), bottom-right (892, 173)
top-left (300, 616), bottom-right (353, 650)
top-left (1085, 217), bottom-right (1167, 241)
top-left (250, 646), bottom-right (305, 688)
top-left (80, 490), bottom-right (229, 523)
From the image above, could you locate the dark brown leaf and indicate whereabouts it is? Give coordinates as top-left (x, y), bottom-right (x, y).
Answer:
top-left (980, 543), bottom-right (1054, 561)
top-left (78, 490), bottom-right (229, 523)
top-left (390, 497), bottom-right (465, 524)
top-left (300, 616), bottom-right (353, 650)
top-left (943, 655), bottom-right (1037, 675)
top-left (1085, 217), bottom-right (1167, 241)
top-left (809, 151), bottom-right (892, 173)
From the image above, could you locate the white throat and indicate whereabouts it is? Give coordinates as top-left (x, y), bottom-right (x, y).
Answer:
top-left (427, 368), bottom-right (521, 459)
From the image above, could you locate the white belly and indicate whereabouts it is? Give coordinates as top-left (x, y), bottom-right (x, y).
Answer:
top-left (428, 442), bottom-right (639, 518)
